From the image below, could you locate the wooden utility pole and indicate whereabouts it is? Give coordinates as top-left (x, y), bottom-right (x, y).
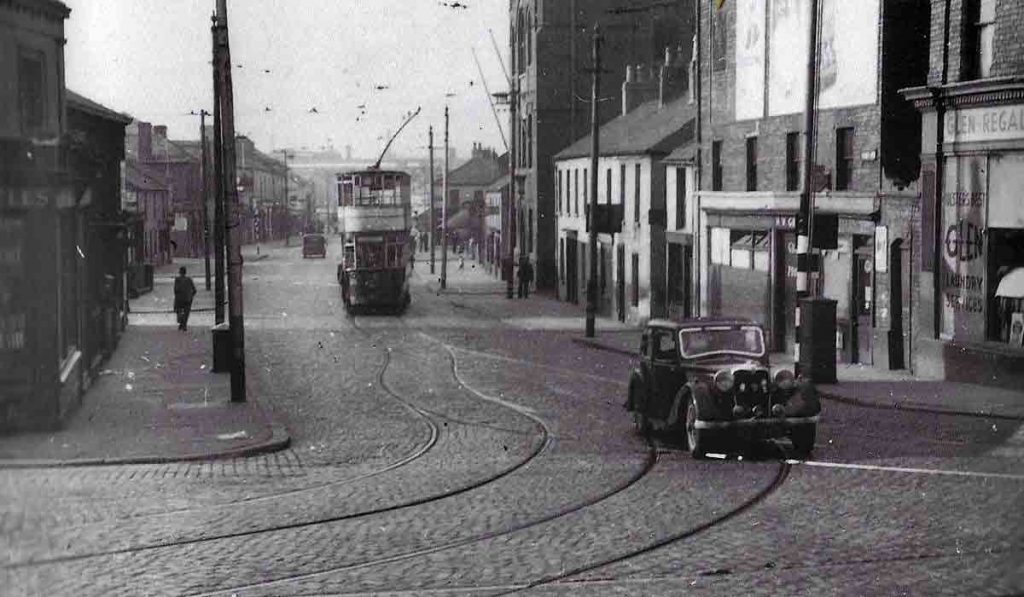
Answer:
top-left (200, 109), bottom-right (212, 291)
top-left (429, 125), bottom-right (436, 275)
top-left (211, 17), bottom-right (226, 326)
top-left (585, 27), bottom-right (602, 338)
top-left (441, 106), bottom-right (449, 290)
top-left (214, 0), bottom-right (245, 401)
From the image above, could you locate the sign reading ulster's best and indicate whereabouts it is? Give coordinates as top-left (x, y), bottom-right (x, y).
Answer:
top-left (945, 104), bottom-right (1024, 144)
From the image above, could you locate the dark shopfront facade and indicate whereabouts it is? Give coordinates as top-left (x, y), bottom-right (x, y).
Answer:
top-left (905, 81), bottom-right (1024, 389)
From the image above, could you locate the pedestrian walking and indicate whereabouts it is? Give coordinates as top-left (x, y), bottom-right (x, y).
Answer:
top-left (458, 254), bottom-right (465, 270)
top-left (517, 256), bottom-right (533, 299)
top-left (173, 266), bottom-right (197, 331)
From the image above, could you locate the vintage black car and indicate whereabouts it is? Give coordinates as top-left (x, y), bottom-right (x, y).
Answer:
top-left (626, 318), bottom-right (819, 457)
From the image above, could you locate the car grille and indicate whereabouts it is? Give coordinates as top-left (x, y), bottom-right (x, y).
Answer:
top-left (732, 369), bottom-right (771, 412)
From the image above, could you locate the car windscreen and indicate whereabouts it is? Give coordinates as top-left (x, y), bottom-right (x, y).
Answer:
top-left (678, 326), bottom-right (765, 359)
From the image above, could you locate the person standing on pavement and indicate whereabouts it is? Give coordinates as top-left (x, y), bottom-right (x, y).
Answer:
top-left (517, 256), bottom-right (533, 299)
top-left (173, 266), bottom-right (197, 331)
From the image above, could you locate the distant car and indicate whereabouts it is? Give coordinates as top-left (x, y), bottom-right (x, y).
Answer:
top-left (302, 234), bottom-right (326, 258)
top-left (626, 318), bottom-right (819, 457)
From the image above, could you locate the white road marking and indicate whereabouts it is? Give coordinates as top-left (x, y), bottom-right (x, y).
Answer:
top-left (788, 459), bottom-right (1024, 481)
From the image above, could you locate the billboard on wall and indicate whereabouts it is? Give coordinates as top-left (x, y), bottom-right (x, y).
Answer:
top-left (735, 0), bottom-right (766, 121)
top-left (768, 0), bottom-right (879, 116)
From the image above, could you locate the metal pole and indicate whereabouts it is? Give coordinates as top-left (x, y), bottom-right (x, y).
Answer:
top-left (795, 0), bottom-right (820, 372)
top-left (429, 125), bottom-right (436, 275)
top-left (585, 27), bottom-right (602, 338)
top-left (282, 151), bottom-right (290, 244)
top-left (200, 109), bottom-right (212, 291)
top-left (215, 0), bottom-right (245, 402)
top-left (441, 106), bottom-right (449, 290)
top-left (506, 59), bottom-right (517, 300)
top-left (211, 16), bottom-right (226, 326)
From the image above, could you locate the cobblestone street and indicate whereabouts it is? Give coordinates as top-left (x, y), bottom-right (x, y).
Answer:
top-left (3, 245), bottom-right (1023, 596)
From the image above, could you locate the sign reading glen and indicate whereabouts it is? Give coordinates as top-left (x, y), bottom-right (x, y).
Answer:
top-left (945, 104), bottom-right (1024, 144)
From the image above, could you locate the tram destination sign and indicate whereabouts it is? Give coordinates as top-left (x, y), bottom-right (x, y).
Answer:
top-left (945, 104), bottom-right (1024, 144)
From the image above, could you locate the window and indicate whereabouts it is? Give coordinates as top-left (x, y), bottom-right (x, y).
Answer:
top-left (18, 50), bottom-right (46, 133)
top-left (745, 136), bottom-right (758, 191)
top-left (528, 208), bottom-right (534, 253)
top-left (574, 169), bottom-right (579, 215)
top-left (675, 167), bottom-right (687, 229)
top-left (57, 212), bottom-right (79, 362)
top-left (619, 164), bottom-right (626, 205)
top-left (559, 238), bottom-right (564, 282)
top-left (712, 140), bottom-right (723, 191)
top-left (710, 227), bottom-right (730, 265)
top-left (583, 168), bottom-right (588, 210)
top-left (631, 253), bottom-right (640, 306)
top-left (786, 132), bottom-right (802, 192)
top-left (606, 168), bottom-right (612, 205)
top-left (527, 114), bottom-right (533, 168)
top-left (971, 0), bottom-right (996, 78)
top-left (634, 164), bottom-right (641, 223)
top-left (727, 230), bottom-right (770, 271)
top-left (652, 329), bottom-right (678, 361)
top-left (836, 127), bottom-right (854, 191)
top-left (557, 170), bottom-right (562, 214)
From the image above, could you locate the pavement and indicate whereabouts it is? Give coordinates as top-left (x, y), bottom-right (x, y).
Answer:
top-left (421, 249), bottom-right (1024, 421)
top-left (0, 243), bottom-right (290, 467)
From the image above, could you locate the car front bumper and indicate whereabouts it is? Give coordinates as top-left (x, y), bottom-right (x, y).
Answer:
top-left (693, 415), bottom-right (819, 430)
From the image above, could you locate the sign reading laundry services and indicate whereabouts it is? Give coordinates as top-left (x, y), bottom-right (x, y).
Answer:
top-left (945, 104), bottom-right (1024, 144)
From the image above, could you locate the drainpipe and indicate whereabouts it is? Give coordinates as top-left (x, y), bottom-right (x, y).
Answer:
top-left (931, 0), bottom-right (951, 339)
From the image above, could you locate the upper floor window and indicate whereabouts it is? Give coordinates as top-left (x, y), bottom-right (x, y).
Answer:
top-left (712, 140), bottom-right (723, 191)
top-left (557, 170), bottom-right (562, 214)
top-left (619, 164), bottom-right (626, 205)
top-left (18, 50), bottom-right (46, 133)
top-left (835, 127), bottom-right (854, 191)
top-left (974, 0), bottom-right (996, 78)
top-left (634, 164), bottom-right (641, 223)
top-left (785, 132), bottom-right (802, 192)
top-left (675, 167), bottom-right (687, 230)
top-left (574, 169), bottom-right (579, 215)
top-left (745, 136), bottom-right (758, 192)
top-left (606, 168), bottom-right (612, 205)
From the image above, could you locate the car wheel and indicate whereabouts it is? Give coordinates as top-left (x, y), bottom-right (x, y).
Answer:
top-left (684, 394), bottom-right (710, 459)
top-left (628, 382), bottom-right (651, 437)
top-left (790, 424), bottom-right (816, 457)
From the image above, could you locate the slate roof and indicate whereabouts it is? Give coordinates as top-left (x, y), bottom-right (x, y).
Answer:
top-left (555, 96), bottom-right (695, 161)
top-left (67, 90), bottom-right (133, 124)
top-left (446, 151), bottom-right (508, 187)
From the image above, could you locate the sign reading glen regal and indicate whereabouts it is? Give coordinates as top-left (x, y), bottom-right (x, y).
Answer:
top-left (945, 104), bottom-right (1024, 144)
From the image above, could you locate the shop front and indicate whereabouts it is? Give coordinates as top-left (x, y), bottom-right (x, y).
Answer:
top-left (906, 84), bottom-right (1024, 389)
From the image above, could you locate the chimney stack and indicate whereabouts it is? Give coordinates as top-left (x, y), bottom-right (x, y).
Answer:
top-left (659, 44), bottom-right (689, 108)
top-left (622, 63), bottom-right (659, 115)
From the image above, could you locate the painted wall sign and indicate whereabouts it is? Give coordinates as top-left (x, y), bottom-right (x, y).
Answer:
top-left (940, 156), bottom-right (987, 341)
top-left (874, 225), bottom-right (888, 273)
top-left (944, 104), bottom-right (1024, 144)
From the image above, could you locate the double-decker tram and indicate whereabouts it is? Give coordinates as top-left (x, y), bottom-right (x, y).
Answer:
top-left (336, 169), bottom-right (412, 313)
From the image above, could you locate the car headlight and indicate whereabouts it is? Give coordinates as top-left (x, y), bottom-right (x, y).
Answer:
top-left (714, 370), bottom-right (734, 393)
top-left (774, 369), bottom-right (796, 391)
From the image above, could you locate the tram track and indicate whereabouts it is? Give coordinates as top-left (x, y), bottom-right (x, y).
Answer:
top-left (6, 302), bottom-right (553, 570)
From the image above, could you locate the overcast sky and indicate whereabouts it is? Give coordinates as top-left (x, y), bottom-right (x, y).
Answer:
top-left (63, 0), bottom-right (510, 159)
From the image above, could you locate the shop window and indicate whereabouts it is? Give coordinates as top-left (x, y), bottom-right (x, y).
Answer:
top-left (746, 136), bottom-right (758, 191)
top-left (786, 132), bottom-right (802, 192)
top-left (675, 167), bottom-right (687, 229)
top-left (712, 141), bottom-right (723, 191)
top-left (988, 229), bottom-right (1024, 344)
top-left (836, 127), bottom-right (854, 191)
top-left (720, 229), bottom-right (770, 271)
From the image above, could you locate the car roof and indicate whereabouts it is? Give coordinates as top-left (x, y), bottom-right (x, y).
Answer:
top-left (647, 317), bottom-right (760, 331)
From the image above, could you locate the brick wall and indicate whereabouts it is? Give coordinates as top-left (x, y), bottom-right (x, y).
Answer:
top-left (929, 0), bottom-right (1024, 85)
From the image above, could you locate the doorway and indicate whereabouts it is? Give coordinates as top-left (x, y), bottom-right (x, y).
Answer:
top-left (565, 236), bottom-right (578, 304)
top-left (888, 239), bottom-right (905, 369)
top-left (851, 235), bottom-right (874, 364)
top-left (617, 244), bottom-right (626, 322)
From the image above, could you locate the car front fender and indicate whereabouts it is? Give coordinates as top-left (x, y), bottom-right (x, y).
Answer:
top-left (689, 381), bottom-right (730, 422)
top-left (627, 370), bottom-right (645, 411)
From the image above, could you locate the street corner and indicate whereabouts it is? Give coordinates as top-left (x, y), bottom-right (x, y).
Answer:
top-left (0, 397), bottom-right (291, 469)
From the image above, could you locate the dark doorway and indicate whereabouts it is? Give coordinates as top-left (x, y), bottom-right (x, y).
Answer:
top-left (617, 244), bottom-right (626, 322)
top-left (565, 237), bottom-right (578, 304)
top-left (888, 239), bottom-right (906, 369)
top-left (851, 235), bottom-right (874, 364)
